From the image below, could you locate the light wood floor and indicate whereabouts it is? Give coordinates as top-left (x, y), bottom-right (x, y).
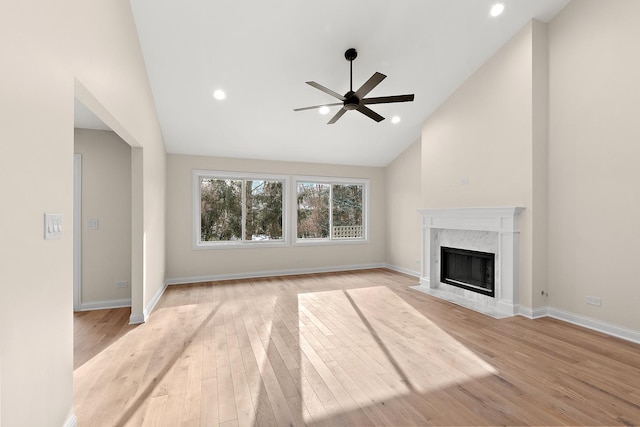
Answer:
top-left (74, 269), bottom-right (640, 426)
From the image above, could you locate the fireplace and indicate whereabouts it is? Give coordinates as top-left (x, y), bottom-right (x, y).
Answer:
top-left (413, 207), bottom-right (524, 318)
top-left (440, 247), bottom-right (495, 297)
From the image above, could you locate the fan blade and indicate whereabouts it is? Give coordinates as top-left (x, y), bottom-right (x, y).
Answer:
top-left (327, 108), bottom-right (347, 124)
top-left (294, 102), bottom-right (342, 112)
top-left (356, 105), bottom-right (384, 122)
top-left (362, 94), bottom-right (415, 105)
top-left (306, 81), bottom-right (346, 101)
top-left (354, 72), bottom-right (386, 98)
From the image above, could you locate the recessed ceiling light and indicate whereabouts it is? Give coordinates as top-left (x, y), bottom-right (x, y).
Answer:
top-left (490, 3), bottom-right (505, 17)
top-left (213, 89), bottom-right (226, 100)
top-left (319, 106), bottom-right (330, 115)
top-left (391, 116), bottom-right (401, 124)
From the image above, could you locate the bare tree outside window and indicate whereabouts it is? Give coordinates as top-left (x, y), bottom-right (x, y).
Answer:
top-left (245, 180), bottom-right (283, 241)
top-left (297, 182), bottom-right (330, 238)
top-left (332, 184), bottom-right (363, 226)
top-left (199, 176), bottom-right (284, 244)
top-left (296, 181), bottom-right (364, 240)
top-left (195, 171), bottom-right (365, 247)
top-left (200, 178), bottom-right (242, 241)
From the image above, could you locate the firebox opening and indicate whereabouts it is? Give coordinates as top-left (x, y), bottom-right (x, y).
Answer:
top-left (440, 246), bottom-right (495, 297)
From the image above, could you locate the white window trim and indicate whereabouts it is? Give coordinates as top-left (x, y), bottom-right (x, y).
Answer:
top-left (193, 170), bottom-right (289, 250)
top-left (292, 175), bottom-right (370, 246)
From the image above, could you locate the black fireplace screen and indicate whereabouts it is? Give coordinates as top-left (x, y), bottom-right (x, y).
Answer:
top-left (440, 246), bottom-right (495, 297)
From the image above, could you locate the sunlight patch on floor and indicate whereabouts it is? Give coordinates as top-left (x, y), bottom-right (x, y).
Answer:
top-left (297, 285), bottom-right (497, 423)
top-left (76, 279), bottom-right (498, 425)
top-left (74, 300), bottom-right (229, 425)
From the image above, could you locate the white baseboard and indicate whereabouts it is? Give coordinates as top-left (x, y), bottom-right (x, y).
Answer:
top-left (143, 281), bottom-right (168, 320)
top-left (384, 264), bottom-right (420, 278)
top-left (129, 312), bottom-right (145, 325)
top-left (64, 412), bottom-right (78, 427)
top-left (518, 305), bottom-right (548, 319)
top-left (76, 298), bottom-right (131, 311)
top-left (165, 263), bottom-right (386, 285)
top-left (545, 306), bottom-right (640, 344)
top-left (516, 305), bottom-right (640, 344)
top-left (128, 281), bottom-right (170, 325)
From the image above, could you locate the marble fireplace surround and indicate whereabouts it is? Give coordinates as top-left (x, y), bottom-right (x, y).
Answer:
top-left (412, 207), bottom-right (525, 318)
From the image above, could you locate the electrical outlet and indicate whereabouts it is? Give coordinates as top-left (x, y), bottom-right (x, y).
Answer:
top-left (116, 281), bottom-right (128, 288)
top-left (415, 259), bottom-right (421, 265)
top-left (586, 296), bottom-right (601, 306)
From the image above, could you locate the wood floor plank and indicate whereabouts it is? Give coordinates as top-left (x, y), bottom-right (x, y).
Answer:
top-left (226, 323), bottom-right (256, 426)
top-left (74, 268), bottom-right (640, 426)
top-left (161, 393), bottom-right (185, 427)
top-left (242, 306), bottom-right (296, 427)
top-left (199, 377), bottom-right (219, 427)
top-left (140, 394), bottom-right (169, 427)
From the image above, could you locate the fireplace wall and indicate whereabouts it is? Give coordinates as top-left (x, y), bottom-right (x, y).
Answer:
top-left (415, 207), bottom-right (524, 317)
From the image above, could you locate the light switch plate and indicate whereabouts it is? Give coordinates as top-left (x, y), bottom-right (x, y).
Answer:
top-left (45, 213), bottom-right (63, 239)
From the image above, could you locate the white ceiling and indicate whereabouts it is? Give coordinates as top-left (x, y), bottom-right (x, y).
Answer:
top-left (77, 0), bottom-right (570, 167)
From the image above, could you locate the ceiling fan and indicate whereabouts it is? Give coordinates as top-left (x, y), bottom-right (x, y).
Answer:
top-left (294, 48), bottom-right (415, 124)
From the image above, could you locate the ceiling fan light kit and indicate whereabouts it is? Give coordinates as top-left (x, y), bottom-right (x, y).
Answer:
top-left (294, 48), bottom-right (415, 124)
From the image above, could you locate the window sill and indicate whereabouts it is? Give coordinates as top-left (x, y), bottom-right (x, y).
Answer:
top-left (193, 241), bottom-right (289, 250)
top-left (293, 238), bottom-right (368, 247)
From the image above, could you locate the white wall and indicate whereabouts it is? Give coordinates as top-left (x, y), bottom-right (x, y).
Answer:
top-left (547, 0), bottom-right (640, 330)
top-left (74, 129), bottom-right (132, 306)
top-left (166, 154), bottom-right (386, 281)
top-left (385, 138), bottom-right (422, 275)
top-left (420, 21), bottom-right (547, 310)
top-left (0, 1), bottom-right (165, 425)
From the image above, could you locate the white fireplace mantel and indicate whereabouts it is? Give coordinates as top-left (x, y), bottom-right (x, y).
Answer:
top-left (414, 207), bottom-right (525, 318)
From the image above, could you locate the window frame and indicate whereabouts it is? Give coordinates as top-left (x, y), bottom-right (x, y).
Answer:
top-left (193, 170), bottom-right (289, 250)
top-left (293, 175), bottom-right (369, 246)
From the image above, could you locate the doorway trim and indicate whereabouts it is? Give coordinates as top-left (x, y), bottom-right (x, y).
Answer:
top-left (73, 153), bottom-right (82, 311)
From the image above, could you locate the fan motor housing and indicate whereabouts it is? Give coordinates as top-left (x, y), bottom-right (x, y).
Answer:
top-left (344, 91), bottom-right (360, 110)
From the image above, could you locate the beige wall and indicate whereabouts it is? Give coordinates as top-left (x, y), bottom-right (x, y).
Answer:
top-left (74, 129), bottom-right (132, 305)
top-left (385, 138), bottom-right (422, 275)
top-left (140, 135), bottom-right (167, 316)
top-left (547, 0), bottom-right (640, 329)
top-left (166, 154), bottom-right (386, 281)
top-left (531, 20), bottom-right (550, 309)
top-left (0, 1), bottom-right (165, 425)
top-left (421, 21), bottom-right (547, 310)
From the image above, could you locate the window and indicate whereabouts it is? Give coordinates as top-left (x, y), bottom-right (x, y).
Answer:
top-left (194, 171), bottom-right (287, 248)
top-left (295, 177), bottom-right (368, 243)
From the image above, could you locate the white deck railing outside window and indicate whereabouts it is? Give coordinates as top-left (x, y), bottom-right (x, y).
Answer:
top-left (333, 225), bottom-right (363, 239)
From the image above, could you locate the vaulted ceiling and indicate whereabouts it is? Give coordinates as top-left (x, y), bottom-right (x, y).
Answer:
top-left (76, 0), bottom-right (570, 166)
